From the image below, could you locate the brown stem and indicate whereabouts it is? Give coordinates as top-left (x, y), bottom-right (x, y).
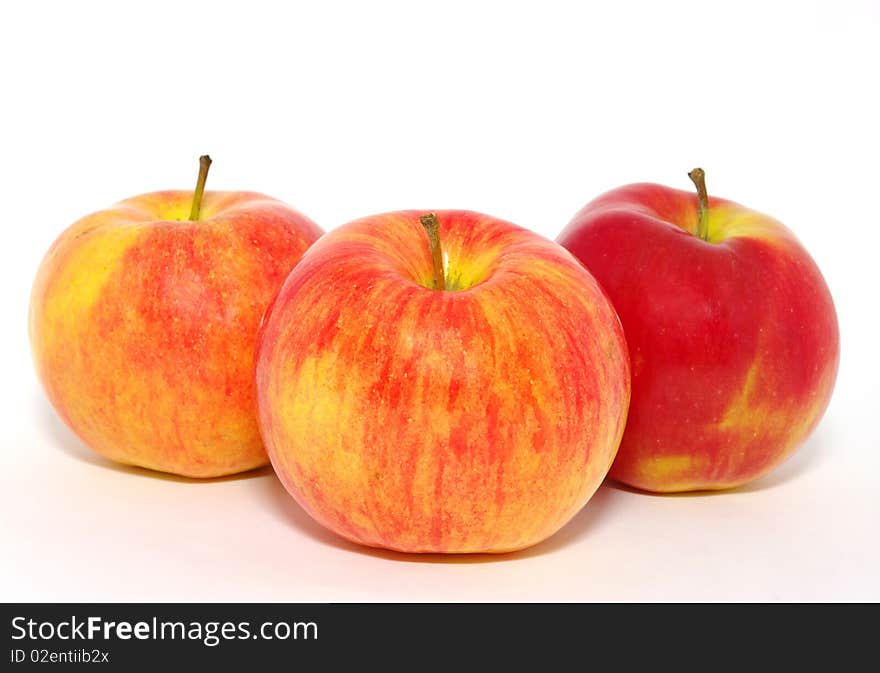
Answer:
top-left (419, 212), bottom-right (446, 290)
top-left (687, 167), bottom-right (710, 241)
top-left (189, 155), bottom-right (212, 221)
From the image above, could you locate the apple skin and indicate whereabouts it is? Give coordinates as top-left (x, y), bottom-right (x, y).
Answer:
top-left (255, 210), bottom-right (630, 553)
top-left (30, 190), bottom-right (323, 478)
top-left (557, 183), bottom-right (839, 492)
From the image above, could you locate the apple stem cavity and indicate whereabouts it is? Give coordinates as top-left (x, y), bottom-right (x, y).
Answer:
top-left (189, 155), bottom-right (213, 221)
top-left (419, 212), bottom-right (446, 291)
top-left (688, 167), bottom-right (710, 241)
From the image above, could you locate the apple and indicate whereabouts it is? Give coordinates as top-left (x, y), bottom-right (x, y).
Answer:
top-left (255, 210), bottom-right (630, 553)
top-left (29, 156), bottom-right (324, 478)
top-left (557, 169), bottom-right (839, 492)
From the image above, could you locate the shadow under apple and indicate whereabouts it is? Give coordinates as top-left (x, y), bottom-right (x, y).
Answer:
top-left (37, 388), bottom-right (834, 560)
top-left (256, 419), bottom-right (835, 558)
top-left (34, 389), bottom-right (622, 558)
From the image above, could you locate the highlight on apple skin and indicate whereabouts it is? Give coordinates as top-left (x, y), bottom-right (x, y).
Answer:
top-left (255, 209), bottom-right (631, 553)
top-left (29, 157), bottom-right (324, 478)
top-left (557, 170), bottom-right (840, 493)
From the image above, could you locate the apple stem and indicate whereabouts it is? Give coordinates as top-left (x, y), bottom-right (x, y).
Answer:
top-left (419, 213), bottom-right (446, 291)
top-left (688, 167), bottom-right (710, 241)
top-left (189, 155), bottom-right (212, 221)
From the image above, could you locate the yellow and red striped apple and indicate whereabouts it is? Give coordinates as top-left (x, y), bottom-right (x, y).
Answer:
top-left (557, 170), bottom-right (839, 492)
top-left (256, 210), bottom-right (630, 553)
top-left (30, 157), bottom-right (323, 478)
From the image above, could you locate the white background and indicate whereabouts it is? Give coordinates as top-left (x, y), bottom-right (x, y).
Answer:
top-left (2, 1), bottom-right (878, 601)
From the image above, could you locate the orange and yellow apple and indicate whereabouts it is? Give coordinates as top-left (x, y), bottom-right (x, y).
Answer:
top-left (256, 210), bottom-right (631, 553)
top-left (557, 170), bottom-right (839, 492)
top-left (30, 157), bottom-right (323, 478)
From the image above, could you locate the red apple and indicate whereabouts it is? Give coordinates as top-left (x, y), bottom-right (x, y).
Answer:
top-left (557, 169), bottom-right (839, 492)
top-left (30, 156), bottom-right (324, 477)
top-left (256, 210), bottom-right (630, 553)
